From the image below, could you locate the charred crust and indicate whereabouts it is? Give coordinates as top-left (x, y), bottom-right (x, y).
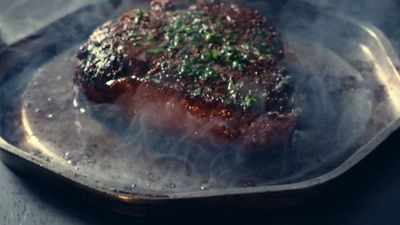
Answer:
top-left (151, 0), bottom-right (176, 11)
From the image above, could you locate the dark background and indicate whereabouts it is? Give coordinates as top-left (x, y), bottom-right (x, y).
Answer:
top-left (1, 0), bottom-right (400, 224)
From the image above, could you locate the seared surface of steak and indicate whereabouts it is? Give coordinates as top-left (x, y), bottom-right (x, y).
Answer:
top-left (75, 0), bottom-right (299, 150)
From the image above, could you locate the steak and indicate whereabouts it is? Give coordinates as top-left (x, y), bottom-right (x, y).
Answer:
top-left (75, 0), bottom-right (299, 150)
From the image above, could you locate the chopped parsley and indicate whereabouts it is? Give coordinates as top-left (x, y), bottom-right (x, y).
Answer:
top-left (79, 5), bottom-right (289, 111)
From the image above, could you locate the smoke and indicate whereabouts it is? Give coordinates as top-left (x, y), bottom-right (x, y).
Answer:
top-left (302, 0), bottom-right (397, 22)
top-left (0, 0), bottom-right (400, 194)
top-left (0, 0), bottom-right (99, 44)
top-left (294, 0), bottom-right (400, 50)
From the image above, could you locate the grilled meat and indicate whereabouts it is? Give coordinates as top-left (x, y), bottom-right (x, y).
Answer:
top-left (75, 0), bottom-right (299, 150)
